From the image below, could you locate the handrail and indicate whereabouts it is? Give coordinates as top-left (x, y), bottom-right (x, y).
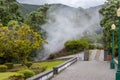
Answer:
top-left (55, 57), bottom-right (77, 68)
top-left (26, 70), bottom-right (53, 80)
top-left (26, 57), bottom-right (78, 80)
top-left (53, 57), bottom-right (77, 74)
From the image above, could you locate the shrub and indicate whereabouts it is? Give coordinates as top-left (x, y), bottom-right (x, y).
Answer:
top-left (25, 62), bottom-right (33, 68)
top-left (48, 54), bottom-right (56, 59)
top-left (5, 63), bottom-right (13, 69)
top-left (0, 57), bottom-right (5, 64)
top-left (95, 43), bottom-right (104, 49)
top-left (5, 74), bottom-right (24, 80)
top-left (89, 50), bottom-right (92, 55)
top-left (115, 48), bottom-right (118, 57)
top-left (18, 69), bottom-right (35, 79)
top-left (0, 23), bottom-right (3, 27)
top-left (8, 64), bottom-right (28, 72)
top-left (89, 44), bottom-right (95, 49)
top-left (0, 65), bottom-right (8, 72)
top-left (30, 65), bottom-right (47, 74)
top-left (64, 39), bottom-right (89, 53)
top-left (114, 44), bottom-right (118, 57)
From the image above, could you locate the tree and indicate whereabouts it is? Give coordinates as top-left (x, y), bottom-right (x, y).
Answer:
top-left (0, 0), bottom-right (23, 25)
top-left (25, 4), bottom-right (49, 32)
top-left (0, 21), bottom-right (46, 64)
top-left (99, 0), bottom-right (119, 50)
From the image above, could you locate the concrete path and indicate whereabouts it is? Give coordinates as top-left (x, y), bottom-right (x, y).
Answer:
top-left (52, 50), bottom-right (116, 80)
top-left (56, 52), bottom-right (84, 60)
top-left (89, 50), bottom-right (104, 61)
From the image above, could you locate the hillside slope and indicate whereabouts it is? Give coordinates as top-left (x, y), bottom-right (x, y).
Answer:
top-left (20, 4), bottom-right (41, 14)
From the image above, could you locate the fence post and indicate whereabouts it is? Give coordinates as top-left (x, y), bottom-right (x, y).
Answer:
top-left (53, 67), bottom-right (58, 74)
top-left (104, 49), bottom-right (108, 61)
top-left (84, 49), bottom-right (89, 61)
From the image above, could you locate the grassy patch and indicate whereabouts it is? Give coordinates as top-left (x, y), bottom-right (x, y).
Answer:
top-left (0, 72), bottom-right (19, 80)
top-left (0, 60), bottom-right (66, 80)
top-left (8, 64), bottom-right (28, 72)
top-left (32, 60), bottom-right (65, 70)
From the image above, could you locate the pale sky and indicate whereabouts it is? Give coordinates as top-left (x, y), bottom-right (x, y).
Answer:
top-left (17, 0), bottom-right (106, 8)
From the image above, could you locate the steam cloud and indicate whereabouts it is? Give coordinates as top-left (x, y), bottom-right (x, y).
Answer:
top-left (36, 4), bottom-right (102, 60)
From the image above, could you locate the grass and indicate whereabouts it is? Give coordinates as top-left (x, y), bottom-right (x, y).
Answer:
top-left (0, 60), bottom-right (66, 80)
top-left (32, 60), bottom-right (65, 70)
top-left (0, 72), bottom-right (19, 80)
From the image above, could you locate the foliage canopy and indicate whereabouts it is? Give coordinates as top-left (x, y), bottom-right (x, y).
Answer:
top-left (99, 0), bottom-right (119, 50)
top-left (0, 0), bottom-right (23, 25)
top-left (0, 21), bottom-right (45, 64)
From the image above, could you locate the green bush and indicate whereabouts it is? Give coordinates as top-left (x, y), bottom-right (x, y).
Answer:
top-left (0, 65), bottom-right (8, 72)
top-left (48, 54), bottom-right (56, 59)
top-left (114, 44), bottom-right (118, 57)
top-left (96, 43), bottom-right (104, 49)
top-left (5, 74), bottom-right (24, 80)
top-left (5, 63), bottom-right (13, 69)
top-left (89, 44), bottom-right (95, 49)
top-left (25, 62), bottom-right (33, 68)
top-left (30, 66), bottom-right (47, 74)
top-left (18, 69), bottom-right (35, 79)
top-left (89, 50), bottom-right (92, 55)
top-left (64, 39), bottom-right (89, 53)
top-left (0, 23), bottom-right (3, 27)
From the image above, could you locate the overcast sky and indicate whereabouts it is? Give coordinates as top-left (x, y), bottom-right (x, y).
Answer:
top-left (17, 0), bottom-right (106, 8)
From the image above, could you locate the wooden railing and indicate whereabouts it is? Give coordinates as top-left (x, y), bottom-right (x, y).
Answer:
top-left (26, 57), bottom-right (78, 80)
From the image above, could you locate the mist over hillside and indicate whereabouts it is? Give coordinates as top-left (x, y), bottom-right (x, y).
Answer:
top-left (19, 3), bottom-right (102, 60)
top-left (32, 4), bottom-right (102, 60)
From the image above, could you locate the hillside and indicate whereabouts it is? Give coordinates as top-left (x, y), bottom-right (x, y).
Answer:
top-left (20, 4), bottom-right (41, 15)
top-left (38, 4), bottom-right (102, 60)
top-left (18, 3), bottom-right (102, 60)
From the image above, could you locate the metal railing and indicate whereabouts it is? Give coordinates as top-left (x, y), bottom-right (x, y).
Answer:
top-left (53, 57), bottom-right (77, 74)
top-left (26, 57), bottom-right (78, 80)
top-left (26, 70), bottom-right (54, 80)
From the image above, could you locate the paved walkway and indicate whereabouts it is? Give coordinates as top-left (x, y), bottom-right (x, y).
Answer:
top-left (52, 50), bottom-right (116, 80)
top-left (56, 52), bottom-right (84, 60)
top-left (90, 50), bottom-right (104, 61)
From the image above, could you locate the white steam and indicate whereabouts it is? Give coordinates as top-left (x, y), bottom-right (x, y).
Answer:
top-left (37, 4), bottom-right (102, 60)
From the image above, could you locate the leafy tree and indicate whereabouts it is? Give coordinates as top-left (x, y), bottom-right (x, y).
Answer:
top-left (99, 0), bottom-right (119, 50)
top-left (25, 4), bottom-right (49, 32)
top-left (0, 0), bottom-right (23, 25)
top-left (0, 21), bottom-right (46, 64)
